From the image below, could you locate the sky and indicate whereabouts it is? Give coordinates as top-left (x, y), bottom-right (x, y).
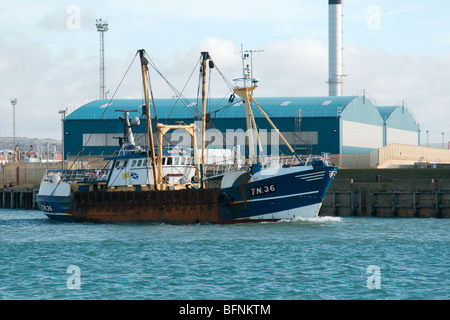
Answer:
top-left (0, 0), bottom-right (449, 145)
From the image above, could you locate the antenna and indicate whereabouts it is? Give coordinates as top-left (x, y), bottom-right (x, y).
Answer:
top-left (234, 44), bottom-right (263, 88)
top-left (244, 48), bottom-right (264, 81)
top-left (96, 19), bottom-right (108, 100)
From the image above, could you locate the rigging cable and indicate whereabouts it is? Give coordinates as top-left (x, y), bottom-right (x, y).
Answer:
top-left (50, 51), bottom-right (139, 196)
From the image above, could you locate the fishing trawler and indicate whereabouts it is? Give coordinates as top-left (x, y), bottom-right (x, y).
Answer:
top-left (36, 48), bottom-right (337, 224)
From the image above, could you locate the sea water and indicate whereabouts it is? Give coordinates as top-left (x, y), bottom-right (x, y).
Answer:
top-left (0, 209), bottom-right (448, 300)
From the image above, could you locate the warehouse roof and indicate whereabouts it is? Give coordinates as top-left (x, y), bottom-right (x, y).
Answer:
top-left (376, 106), bottom-right (397, 120)
top-left (67, 96), bottom-right (363, 121)
top-left (377, 105), bottom-right (419, 131)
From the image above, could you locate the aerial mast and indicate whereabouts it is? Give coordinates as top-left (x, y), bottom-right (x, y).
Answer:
top-left (233, 45), bottom-right (295, 164)
top-left (233, 45), bottom-right (257, 164)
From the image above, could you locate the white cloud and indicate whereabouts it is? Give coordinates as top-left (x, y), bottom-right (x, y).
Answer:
top-left (255, 38), bottom-right (328, 97)
top-left (0, 32), bottom-right (98, 139)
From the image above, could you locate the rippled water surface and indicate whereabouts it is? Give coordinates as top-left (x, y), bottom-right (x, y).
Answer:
top-left (0, 209), bottom-right (448, 300)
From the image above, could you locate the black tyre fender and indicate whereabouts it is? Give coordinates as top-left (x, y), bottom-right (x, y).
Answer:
top-left (218, 192), bottom-right (231, 206)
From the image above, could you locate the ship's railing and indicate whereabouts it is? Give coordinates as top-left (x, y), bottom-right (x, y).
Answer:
top-left (206, 163), bottom-right (236, 178)
top-left (204, 153), bottom-right (334, 178)
top-left (42, 169), bottom-right (110, 183)
top-left (263, 153), bottom-right (334, 168)
top-left (263, 155), bottom-right (298, 168)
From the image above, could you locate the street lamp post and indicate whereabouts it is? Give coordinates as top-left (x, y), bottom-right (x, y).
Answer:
top-left (59, 109), bottom-right (67, 169)
top-left (10, 98), bottom-right (17, 162)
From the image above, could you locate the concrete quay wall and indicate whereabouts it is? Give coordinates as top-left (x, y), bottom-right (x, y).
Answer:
top-left (0, 186), bottom-right (40, 210)
top-left (320, 169), bottom-right (450, 218)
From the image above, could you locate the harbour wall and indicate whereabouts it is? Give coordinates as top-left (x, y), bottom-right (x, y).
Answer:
top-left (320, 169), bottom-right (450, 218)
top-left (0, 186), bottom-right (40, 210)
top-left (1, 168), bottom-right (450, 218)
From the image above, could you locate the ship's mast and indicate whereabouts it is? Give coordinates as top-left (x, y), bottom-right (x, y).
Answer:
top-left (200, 52), bottom-right (210, 183)
top-left (138, 49), bottom-right (159, 190)
top-left (233, 45), bottom-right (297, 164)
top-left (233, 45), bottom-right (258, 164)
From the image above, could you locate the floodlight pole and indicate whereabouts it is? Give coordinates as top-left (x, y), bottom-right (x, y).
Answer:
top-left (96, 19), bottom-right (108, 100)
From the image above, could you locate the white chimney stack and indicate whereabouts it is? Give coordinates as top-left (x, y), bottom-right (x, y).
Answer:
top-left (328, 0), bottom-right (344, 96)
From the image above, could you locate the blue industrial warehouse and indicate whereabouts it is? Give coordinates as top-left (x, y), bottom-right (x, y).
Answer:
top-left (62, 96), bottom-right (420, 159)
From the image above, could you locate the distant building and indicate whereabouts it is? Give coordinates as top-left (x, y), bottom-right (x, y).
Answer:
top-left (62, 97), bottom-right (420, 159)
top-left (376, 105), bottom-right (419, 146)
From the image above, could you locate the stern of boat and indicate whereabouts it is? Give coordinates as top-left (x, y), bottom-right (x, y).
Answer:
top-left (36, 170), bottom-right (75, 222)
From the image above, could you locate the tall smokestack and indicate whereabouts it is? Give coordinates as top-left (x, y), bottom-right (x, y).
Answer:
top-left (328, 0), bottom-right (343, 96)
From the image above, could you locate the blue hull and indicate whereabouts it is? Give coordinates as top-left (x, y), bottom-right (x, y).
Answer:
top-left (219, 164), bottom-right (337, 221)
top-left (36, 194), bottom-right (75, 222)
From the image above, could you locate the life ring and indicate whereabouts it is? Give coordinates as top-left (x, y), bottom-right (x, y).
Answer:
top-left (218, 192), bottom-right (231, 206)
